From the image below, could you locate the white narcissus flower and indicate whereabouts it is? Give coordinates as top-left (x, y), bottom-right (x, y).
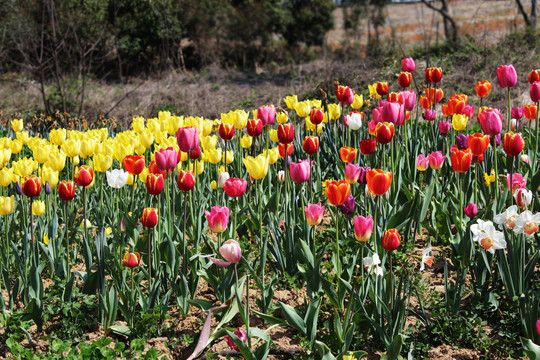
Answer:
top-left (470, 219), bottom-right (506, 254)
top-left (420, 244), bottom-right (434, 271)
top-left (106, 169), bottom-right (129, 189)
top-left (514, 188), bottom-right (533, 209)
top-left (493, 205), bottom-right (519, 230)
top-left (346, 112), bottom-right (363, 130)
top-left (513, 211), bottom-right (540, 236)
top-left (363, 253), bottom-right (383, 276)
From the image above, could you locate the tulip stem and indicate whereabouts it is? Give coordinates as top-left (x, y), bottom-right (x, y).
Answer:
top-left (83, 187), bottom-right (88, 249)
top-left (493, 139), bottom-right (498, 205)
top-left (65, 200), bottom-right (69, 270)
top-left (129, 181), bottom-right (136, 212)
top-left (183, 192), bottom-right (188, 275)
top-left (459, 173), bottom-right (463, 230)
top-left (389, 250), bottom-right (393, 313)
top-left (30, 202), bottom-right (35, 259)
top-left (334, 206), bottom-right (341, 279)
top-left (535, 101), bottom-right (539, 174)
top-left (130, 267), bottom-right (134, 328)
top-left (148, 228), bottom-right (152, 291)
top-left (507, 88), bottom-right (511, 132)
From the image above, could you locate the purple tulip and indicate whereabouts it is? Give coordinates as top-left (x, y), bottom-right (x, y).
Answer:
top-left (339, 195), bottom-right (355, 215)
top-left (456, 134), bottom-right (469, 150)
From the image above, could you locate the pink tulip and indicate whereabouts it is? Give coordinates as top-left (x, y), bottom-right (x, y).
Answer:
top-left (223, 178), bottom-right (247, 198)
top-left (220, 239), bottom-right (242, 264)
top-left (381, 101), bottom-right (404, 125)
top-left (511, 107), bottom-right (524, 120)
top-left (225, 328), bottom-right (247, 351)
top-left (402, 90), bottom-right (416, 111)
top-left (257, 106), bottom-right (276, 126)
top-left (423, 109), bottom-right (436, 121)
top-left (345, 163), bottom-right (362, 184)
top-left (289, 159), bottom-right (311, 183)
top-left (154, 147), bottom-right (177, 171)
top-left (531, 81), bottom-right (540, 103)
top-left (428, 151), bottom-right (446, 170)
top-left (177, 127), bottom-right (200, 152)
top-left (438, 121), bottom-right (451, 135)
top-left (463, 203), bottom-right (478, 218)
top-left (506, 173), bottom-right (526, 194)
top-left (417, 154), bottom-right (429, 171)
top-left (463, 105), bottom-right (475, 119)
top-left (305, 202), bottom-right (325, 226)
top-left (478, 108), bottom-right (503, 135)
top-left (520, 154), bottom-right (530, 164)
top-left (353, 215), bottom-right (373, 242)
top-left (497, 64), bottom-right (517, 88)
top-left (536, 319), bottom-right (540, 336)
top-left (372, 107), bottom-right (383, 124)
top-left (205, 206), bottom-right (229, 233)
top-left (401, 57), bottom-right (415, 72)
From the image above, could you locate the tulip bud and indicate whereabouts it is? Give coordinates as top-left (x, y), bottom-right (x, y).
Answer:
top-left (123, 252), bottom-right (141, 268)
top-left (141, 207), bottom-right (158, 228)
top-left (339, 195), bottom-right (355, 215)
top-left (220, 239), bottom-right (241, 263)
top-left (520, 154), bottom-right (530, 164)
top-left (15, 182), bottom-right (23, 196)
top-left (277, 170), bottom-right (285, 183)
top-left (218, 171), bottom-right (230, 188)
top-left (382, 229), bottom-right (401, 251)
top-left (463, 203), bottom-right (478, 218)
top-left (44, 181), bottom-right (51, 195)
top-left (514, 188), bottom-right (532, 208)
top-left (120, 219), bottom-right (127, 233)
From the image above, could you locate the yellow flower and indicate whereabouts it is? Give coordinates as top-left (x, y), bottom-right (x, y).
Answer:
top-left (295, 101), bottom-right (311, 118)
top-left (165, 115), bottom-right (183, 135)
top-left (276, 111), bottom-right (288, 124)
top-left (202, 119), bottom-right (213, 136)
top-left (221, 111), bottom-right (236, 125)
top-left (234, 110), bottom-right (249, 129)
top-left (16, 131), bottom-right (29, 144)
top-left (9, 139), bottom-right (23, 154)
top-left (80, 138), bottom-right (96, 159)
top-left (40, 166), bottom-right (59, 188)
top-left (43, 233), bottom-right (50, 245)
top-left (72, 155), bottom-right (80, 166)
top-left (201, 135), bottom-right (218, 150)
top-left (138, 167), bottom-right (149, 183)
top-left (62, 139), bottom-right (81, 158)
top-left (0, 196), bottom-right (14, 215)
top-left (139, 132), bottom-right (154, 148)
top-left (0, 168), bottom-right (13, 187)
top-left (283, 95), bottom-right (298, 110)
top-left (222, 150), bottom-right (234, 164)
top-left (351, 94), bottom-right (364, 110)
top-left (269, 129), bottom-right (279, 143)
top-left (305, 117), bottom-right (324, 134)
top-left (11, 119), bottom-right (24, 132)
top-left (328, 103), bottom-right (341, 121)
top-left (369, 83), bottom-right (381, 100)
top-left (131, 116), bottom-right (145, 133)
top-left (79, 219), bottom-right (93, 228)
top-left (49, 128), bottom-right (67, 146)
top-left (309, 99), bottom-right (321, 109)
top-left (33, 144), bottom-right (52, 164)
top-left (93, 153), bottom-right (113, 173)
top-left (210, 180), bottom-right (218, 190)
top-left (126, 174), bottom-right (134, 186)
top-left (484, 169), bottom-right (496, 186)
top-left (241, 135), bottom-right (253, 149)
top-left (12, 157), bottom-right (38, 177)
top-left (114, 143), bottom-right (133, 163)
top-left (263, 147), bottom-right (280, 165)
top-left (243, 154), bottom-right (269, 180)
top-left (187, 160), bottom-right (205, 175)
top-left (206, 148), bottom-right (222, 165)
top-left (1, 149), bottom-right (12, 166)
top-left (105, 227), bottom-right (112, 237)
top-left (452, 114), bottom-right (468, 131)
top-left (32, 200), bottom-right (45, 216)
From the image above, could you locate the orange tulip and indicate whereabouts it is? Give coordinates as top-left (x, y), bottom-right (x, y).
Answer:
top-left (375, 122), bottom-right (394, 144)
top-left (366, 169), bottom-right (392, 196)
top-left (326, 180), bottom-right (351, 206)
top-left (419, 95), bottom-right (430, 110)
top-left (427, 88), bottom-right (444, 104)
top-left (339, 146), bottom-right (358, 163)
top-left (475, 80), bottom-right (492, 97)
top-left (447, 94), bottom-right (468, 115)
top-left (450, 146), bottom-right (472, 173)
top-left (123, 155), bottom-right (145, 175)
top-left (467, 133), bottom-right (489, 157)
top-left (524, 104), bottom-right (538, 120)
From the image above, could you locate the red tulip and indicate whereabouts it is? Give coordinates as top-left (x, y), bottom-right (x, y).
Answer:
top-left (190, 147), bottom-right (201, 160)
top-left (398, 72), bottom-right (412, 88)
top-left (425, 67), bottom-right (443, 83)
top-left (326, 180), bottom-right (351, 206)
top-left (376, 82), bottom-right (389, 96)
top-left (219, 123), bottom-right (235, 141)
top-left (277, 123), bottom-right (294, 144)
top-left (149, 160), bottom-right (167, 179)
top-left (530, 81), bottom-right (540, 103)
top-left (375, 122), bottom-right (394, 144)
top-left (503, 132), bottom-right (524, 156)
top-left (146, 173), bottom-right (165, 195)
top-left (223, 178), bottom-right (247, 198)
top-left (529, 69), bottom-right (540, 84)
top-left (278, 143), bottom-right (293, 158)
top-left (123, 252), bottom-right (141, 268)
top-left (177, 170), bottom-right (195, 192)
top-left (22, 175), bottom-right (42, 198)
top-left (366, 169), bottom-right (392, 196)
top-left (123, 155), bottom-right (145, 175)
top-left (336, 84), bottom-right (354, 105)
top-left (309, 108), bottom-right (325, 125)
top-left (74, 165), bottom-right (94, 187)
top-left (58, 180), bottom-right (75, 201)
top-left (382, 229), bottom-right (401, 251)
top-left (246, 119), bottom-right (263, 137)
top-left (360, 139), bottom-right (377, 155)
top-left (141, 207), bottom-right (158, 228)
top-left (302, 136), bottom-right (319, 155)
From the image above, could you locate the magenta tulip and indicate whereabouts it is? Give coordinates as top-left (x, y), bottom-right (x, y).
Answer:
top-left (205, 206), bottom-right (229, 233)
top-left (305, 202), bottom-right (325, 226)
top-left (154, 147), bottom-right (177, 171)
top-left (497, 64), bottom-right (517, 88)
top-left (289, 159), bottom-right (311, 183)
top-left (530, 81), bottom-right (540, 103)
top-left (402, 90), bottom-right (416, 111)
top-left (353, 215), bottom-right (373, 242)
top-left (381, 101), bottom-right (404, 125)
top-left (401, 57), bottom-right (415, 72)
top-left (511, 107), bottom-right (524, 120)
top-left (345, 163), bottom-right (362, 184)
top-left (463, 203), bottom-right (478, 218)
top-left (423, 109), bottom-right (436, 121)
top-left (478, 108), bottom-right (503, 135)
top-left (177, 127), bottom-right (200, 152)
top-left (428, 151), bottom-right (446, 170)
top-left (438, 121), bottom-right (451, 135)
top-left (257, 106), bottom-right (276, 126)
top-left (506, 173), bottom-right (526, 194)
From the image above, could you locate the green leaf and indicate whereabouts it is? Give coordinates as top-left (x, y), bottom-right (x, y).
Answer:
top-left (386, 334), bottom-right (405, 360)
top-left (521, 337), bottom-right (540, 359)
top-left (279, 302), bottom-right (307, 334)
top-left (314, 340), bottom-right (336, 360)
top-left (109, 325), bottom-right (131, 337)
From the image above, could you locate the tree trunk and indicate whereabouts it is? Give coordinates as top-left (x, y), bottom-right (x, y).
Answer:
top-left (531, 0), bottom-right (538, 29)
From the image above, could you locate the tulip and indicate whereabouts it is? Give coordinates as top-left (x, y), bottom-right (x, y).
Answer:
top-left (339, 195), bottom-right (355, 215)
top-left (146, 173), bottom-right (165, 195)
top-left (382, 228), bottom-right (401, 251)
top-left (106, 169), bottom-right (129, 189)
top-left (0, 196), bottom-right (14, 215)
top-left (375, 122), bottom-right (395, 144)
top-left (58, 181), bottom-right (76, 202)
top-left (74, 165), bottom-right (94, 187)
top-left (155, 147), bottom-right (177, 171)
top-left (425, 67), bottom-right (443, 83)
top-left (123, 155), bottom-right (145, 175)
top-left (503, 132), bottom-right (524, 156)
top-left (277, 170), bottom-right (285, 183)
top-left (366, 169), bottom-right (393, 196)
top-left (416, 154), bottom-right (429, 171)
top-left (506, 173), bottom-right (526, 194)
top-left (123, 252), bottom-right (141, 268)
top-left (336, 84), bottom-right (354, 105)
top-left (243, 154), bottom-right (269, 180)
top-left (511, 107), bottom-right (524, 120)
top-left (358, 166), bottom-right (370, 184)
top-left (289, 159), bottom-right (311, 183)
top-left (359, 139), bottom-right (377, 155)
top-left (353, 215), bottom-right (373, 242)
top-left (455, 134), bottom-right (469, 150)
top-left (438, 121), bottom-right (451, 135)
top-left (224, 328), bottom-right (247, 351)
top-left (62, 139), bottom-right (81, 158)
top-left (326, 180), bottom-right (351, 206)
top-left (514, 188), bottom-right (532, 208)
top-left (351, 94), bottom-right (364, 109)
top-left (257, 106), bottom-right (276, 126)
top-left (302, 136), bottom-right (319, 155)
top-left (381, 101), bottom-right (404, 124)
top-left (468, 133), bottom-right (489, 157)
top-left (177, 127), bottom-right (200, 152)
top-left (190, 147), bottom-right (201, 160)
top-left (423, 109), bottom-right (436, 121)
top-left (464, 105), bottom-right (475, 119)
top-left (339, 146), bottom-right (358, 163)
top-left (402, 90), bottom-right (416, 111)
top-left (218, 171), bottom-right (230, 188)
top-left (478, 108), bottom-right (503, 135)
top-left (219, 123), bottom-right (235, 141)
top-left (401, 57), bottom-right (415, 72)
top-left (537, 319), bottom-right (540, 336)
top-left (177, 170), bottom-right (195, 192)
top-left (141, 207), bottom-right (158, 228)
top-left (427, 151), bottom-right (445, 170)
top-left (497, 64), bottom-right (517, 88)
top-left (491, 134), bottom-right (501, 147)
top-left (22, 175), bottom-right (42, 198)
top-left (11, 118), bottom-right (24, 132)
top-left (345, 163), bottom-right (362, 184)
top-left (475, 80), bottom-right (492, 97)
top-left (452, 114), bottom-right (468, 131)
top-left (295, 101), bottom-right (311, 118)
top-left (524, 104), bottom-right (538, 120)
top-left (450, 146), bottom-right (472, 173)
top-left (32, 200), bottom-right (45, 216)
top-left (277, 123), bottom-right (294, 144)
top-left (376, 82), bottom-right (389, 96)
top-left (93, 153), bottom-right (112, 173)
top-left (343, 111), bottom-right (363, 130)
top-left (278, 143), bottom-right (293, 158)
top-left (205, 206), bottom-right (229, 233)
top-left (223, 178), bottom-right (247, 198)
top-left (521, 154), bottom-right (530, 164)
top-left (398, 72), bottom-right (412, 88)
top-left (305, 202), bottom-right (325, 226)
top-left (0, 168), bottom-right (13, 187)
top-left (464, 203), bottom-right (478, 218)
top-left (220, 239), bottom-right (242, 263)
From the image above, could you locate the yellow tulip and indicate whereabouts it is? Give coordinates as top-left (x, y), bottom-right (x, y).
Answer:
top-left (32, 200), bottom-right (45, 216)
top-left (351, 94), bottom-right (364, 110)
top-left (276, 111), bottom-right (288, 124)
top-left (43, 233), bottom-right (50, 245)
top-left (165, 115), bottom-right (183, 135)
top-left (135, 144), bottom-right (147, 155)
top-left (9, 139), bottom-right (23, 154)
top-left (309, 99), bottom-right (321, 109)
top-left (1, 149), bottom-right (12, 166)
top-left (241, 135), bottom-right (253, 149)
top-left (369, 83), bottom-right (381, 100)
top-left (146, 118), bottom-right (161, 133)
top-left (11, 119), bottom-right (24, 133)
top-left (201, 135), bottom-right (218, 150)
top-left (0, 168), bottom-right (13, 187)
top-left (114, 143), bottom-right (133, 163)
top-left (234, 110), bottom-right (248, 129)
top-left (12, 157), bottom-right (38, 177)
top-left (49, 128), bottom-right (67, 146)
top-left (16, 131), bottom-right (29, 144)
top-left (72, 155), bottom-right (80, 166)
top-left (126, 173), bottom-right (134, 186)
top-left (269, 129), bottom-right (279, 143)
top-left (0, 196), bottom-right (14, 215)
top-left (138, 167), bottom-right (149, 183)
top-left (306, 117), bottom-right (324, 134)
top-left (263, 147), bottom-right (280, 165)
top-left (295, 101), bottom-right (311, 118)
top-left (243, 154), bottom-right (269, 180)
top-left (33, 144), bottom-right (52, 164)
top-left (40, 166), bottom-right (59, 188)
top-left (187, 160), bottom-right (205, 175)
top-left (93, 153), bottom-right (113, 173)
top-left (210, 180), bottom-right (218, 190)
top-left (206, 148), bottom-right (222, 165)
top-left (452, 114), bottom-right (468, 131)
top-left (47, 151), bottom-right (66, 172)
top-left (80, 138), bottom-right (96, 159)
top-left (139, 132), bottom-right (154, 148)
top-left (132, 116), bottom-right (145, 133)
top-left (328, 103), bottom-right (341, 120)
top-left (202, 120), bottom-right (213, 136)
top-left (221, 111), bottom-right (236, 125)
top-left (283, 95), bottom-right (298, 110)
top-left (105, 227), bottom-right (112, 237)
top-left (222, 150), bottom-right (234, 165)
top-left (62, 139), bottom-right (81, 158)
top-left (94, 140), bottom-right (114, 156)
